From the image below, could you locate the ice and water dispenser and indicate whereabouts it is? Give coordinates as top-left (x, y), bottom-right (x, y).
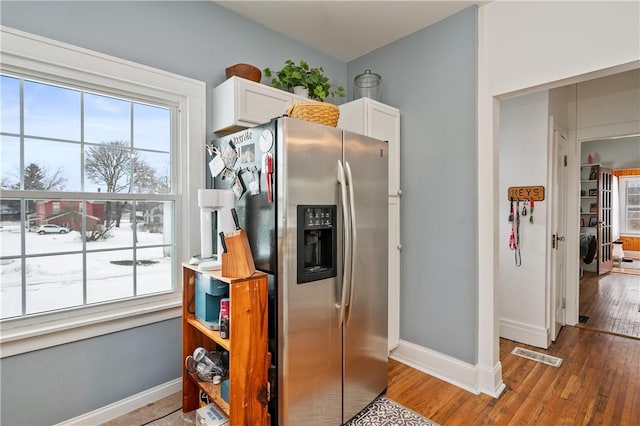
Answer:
top-left (297, 205), bottom-right (337, 284)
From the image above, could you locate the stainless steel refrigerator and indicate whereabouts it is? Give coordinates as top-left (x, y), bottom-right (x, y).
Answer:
top-left (212, 117), bottom-right (388, 425)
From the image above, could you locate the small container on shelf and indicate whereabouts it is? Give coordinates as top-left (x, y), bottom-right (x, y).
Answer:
top-left (196, 403), bottom-right (229, 426)
top-left (220, 317), bottom-right (229, 340)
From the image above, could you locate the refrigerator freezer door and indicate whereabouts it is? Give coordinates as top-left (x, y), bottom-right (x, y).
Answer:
top-left (342, 131), bottom-right (389, 422)
top-left (212, 123), bottom-right (276, 274)
top-left (277, 118), bottom-right (344, 425)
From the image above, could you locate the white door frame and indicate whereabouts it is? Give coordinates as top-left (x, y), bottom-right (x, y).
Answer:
top-left (548, 117), bottom-right (568, 342)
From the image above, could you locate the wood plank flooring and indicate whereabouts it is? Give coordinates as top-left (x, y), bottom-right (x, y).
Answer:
top-left (388, 327), bottom-right (640, 425)
top-left (579, 271), bottom-right (640, 338)
top-left (107, 326), bottom-right (640, 425)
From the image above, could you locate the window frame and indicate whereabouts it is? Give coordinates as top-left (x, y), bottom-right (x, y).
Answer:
top-left (0, 26), bottom-right (205, 357)
top-left (619, 174), bottom-right (640, 236)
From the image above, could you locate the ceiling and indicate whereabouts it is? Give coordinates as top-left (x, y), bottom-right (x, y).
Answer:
top-left (215, 1), bottom-right (487, 62)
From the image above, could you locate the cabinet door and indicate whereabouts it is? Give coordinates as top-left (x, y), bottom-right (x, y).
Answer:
top-left (366, 102), bottom-right (400, 196)
top-left (213, 76), bottom-right (293, 133)
top-left (388, 197), bottom-right (400, 351)
top-left (237, 79), bottom-right (292, 126)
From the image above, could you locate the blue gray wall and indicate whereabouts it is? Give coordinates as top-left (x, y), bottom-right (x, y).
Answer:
top-left (581, 136), bottom-right (640, 169)
top-left (0, 319), bottom-right (180, 425)
top-left (347, 7), bottom-right (478, 363)
top-left (1, 1), bottom-right (479, 423)
top-left (0, 1), bottom-right (345, 424)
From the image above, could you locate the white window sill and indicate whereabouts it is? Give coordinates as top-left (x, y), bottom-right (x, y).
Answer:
top-left (0, 293), bottom-right (182, 358)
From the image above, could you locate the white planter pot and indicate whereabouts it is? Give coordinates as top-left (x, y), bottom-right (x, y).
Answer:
top-left (293, 86), bottom-right (309, 98)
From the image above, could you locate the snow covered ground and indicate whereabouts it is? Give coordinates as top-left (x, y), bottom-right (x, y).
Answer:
top-left (0, 220), bottom-right (172, 319)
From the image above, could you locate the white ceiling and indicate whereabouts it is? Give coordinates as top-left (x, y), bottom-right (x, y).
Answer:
top-left (215, 1), bottom-right (487, 62)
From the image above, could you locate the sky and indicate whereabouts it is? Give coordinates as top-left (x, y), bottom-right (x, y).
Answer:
top-left (0, 74), bottom-right (178, 319)
top-left (1, 74), bottom-right (171, 192)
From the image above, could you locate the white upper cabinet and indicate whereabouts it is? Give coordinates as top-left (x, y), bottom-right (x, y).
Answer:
top-left (213, 76), bottom-right (312, 134)
top-left (339, 98), bottom-right (401, 197)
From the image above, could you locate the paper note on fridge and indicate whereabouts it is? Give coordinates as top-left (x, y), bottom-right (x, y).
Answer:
top-left (208, 155), bottom-right (225, 177)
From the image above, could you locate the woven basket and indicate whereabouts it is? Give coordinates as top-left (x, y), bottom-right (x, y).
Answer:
top-left (285, 102), bottom-right (340, 127)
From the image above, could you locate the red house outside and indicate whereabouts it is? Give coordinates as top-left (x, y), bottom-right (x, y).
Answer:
top-left (29, 200), bottom-right (105, 232)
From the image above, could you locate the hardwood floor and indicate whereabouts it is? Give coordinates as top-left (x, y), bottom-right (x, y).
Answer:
top-left (108, 326), bottom-right (640, 425)
top-left (388, 327), bottom-right (640, 425)
top-left (579, 270), bottom-right (640, 338)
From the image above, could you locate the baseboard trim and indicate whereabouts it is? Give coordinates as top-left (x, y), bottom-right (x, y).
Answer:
top-left (624, 250), bottom-right (640, 259)
top-left (391, 339), bottom-right (503, 397)
top-left (500, 318), bottom-right (548, 349)
top-left (477, 361), bottom-right (507, 398)
top-left (55, 378), bottom-right (182, 426)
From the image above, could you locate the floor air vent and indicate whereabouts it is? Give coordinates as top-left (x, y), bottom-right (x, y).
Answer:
top-left (511, 347), bottom-right (563, 367)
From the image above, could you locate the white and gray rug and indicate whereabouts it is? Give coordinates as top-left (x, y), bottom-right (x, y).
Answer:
top-left (345, 395), bottom-right (439, 426)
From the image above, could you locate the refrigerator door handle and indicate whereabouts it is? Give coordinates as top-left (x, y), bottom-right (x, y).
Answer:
top-left (344, 161), bottom-right (357, 326)
top-left (337, 160), bottom-right (352, 328)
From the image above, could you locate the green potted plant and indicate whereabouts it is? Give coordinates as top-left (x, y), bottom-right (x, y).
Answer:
top-left (264, 60), bottom-right (345, 102)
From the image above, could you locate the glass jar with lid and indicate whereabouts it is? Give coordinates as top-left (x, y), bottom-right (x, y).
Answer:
top-left (354, 69), bottom-right (381, 101)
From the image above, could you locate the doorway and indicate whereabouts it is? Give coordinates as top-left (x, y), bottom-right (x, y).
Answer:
top-left (562, 69), bottom-right (640, 333)
top-left (497, 68), bottom-right (640, 350)
top-left (577, 133), bottom-right (640, 339)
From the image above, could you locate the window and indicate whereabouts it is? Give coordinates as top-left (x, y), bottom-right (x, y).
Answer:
top-left (1, 75), bottom-right (175, 318)
top-left (0, 28), bottom-right (205, 356)
top-left (619, 175), bottom-right (640, 235)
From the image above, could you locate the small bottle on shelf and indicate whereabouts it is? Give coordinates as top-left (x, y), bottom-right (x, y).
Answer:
top-left (220, 316), bottom-right (229, 339)
top-left (219, 298), bottom-right (230, 339)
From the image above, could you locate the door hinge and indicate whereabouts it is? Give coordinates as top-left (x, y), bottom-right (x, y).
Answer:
top-left (561, 298), bottom-right (566, 309)
top-left (552, 233), bottom-right (556, 249)
top-left (564, 155), bottom-right (568, 167)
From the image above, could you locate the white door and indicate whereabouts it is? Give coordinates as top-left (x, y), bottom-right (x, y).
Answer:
top-left (550, 118), bottom-right (568, 341)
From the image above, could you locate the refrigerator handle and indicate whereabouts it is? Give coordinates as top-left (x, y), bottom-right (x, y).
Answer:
top-left (337, 160), bottom-right (351, 328)
top-left (344, 161), bottom-right (357, 327)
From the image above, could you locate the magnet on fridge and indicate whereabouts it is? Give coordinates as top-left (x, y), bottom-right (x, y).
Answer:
top-left (240, 167), bottom-right (260, 196)
top-left (221, 141), bottom-right (239, 169)
top-left (208, 155), bottom-right (225, 178)
top-left (231, 175), bottom-right (246, 200)
top-left (238, 143), bottom-right (256, 164)
top-left (262, 152), bottom-right (273, 203)
top-left (220, 167), bottom-right (235, 181)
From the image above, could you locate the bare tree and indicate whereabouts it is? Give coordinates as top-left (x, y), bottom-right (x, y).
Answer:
top-left (4, 163), bottom-right (67, 220)
top-left (0, 177), bottom-right (12, 189)
top-left (85, 141), bottom-right (159, 227)
top-left (154, 165), bottom-right (171, 194)
top-left (6, 162), bottom-right (67, 191)
top-left (85, 141), bottom-right (134, 193)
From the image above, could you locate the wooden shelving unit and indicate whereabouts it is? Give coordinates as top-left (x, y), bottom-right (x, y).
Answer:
top-left (182, 263), bottom-right (269, 425)
top-left (580, 164), bottom-right (600, 230)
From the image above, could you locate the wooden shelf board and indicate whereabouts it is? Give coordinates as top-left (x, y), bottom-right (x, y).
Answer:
top-left (188, 372), bottom-right (230, 416)
top-left (182, 262), bottom-right (266, 284)
top-left (187, 315), bottom-right (231, 351)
